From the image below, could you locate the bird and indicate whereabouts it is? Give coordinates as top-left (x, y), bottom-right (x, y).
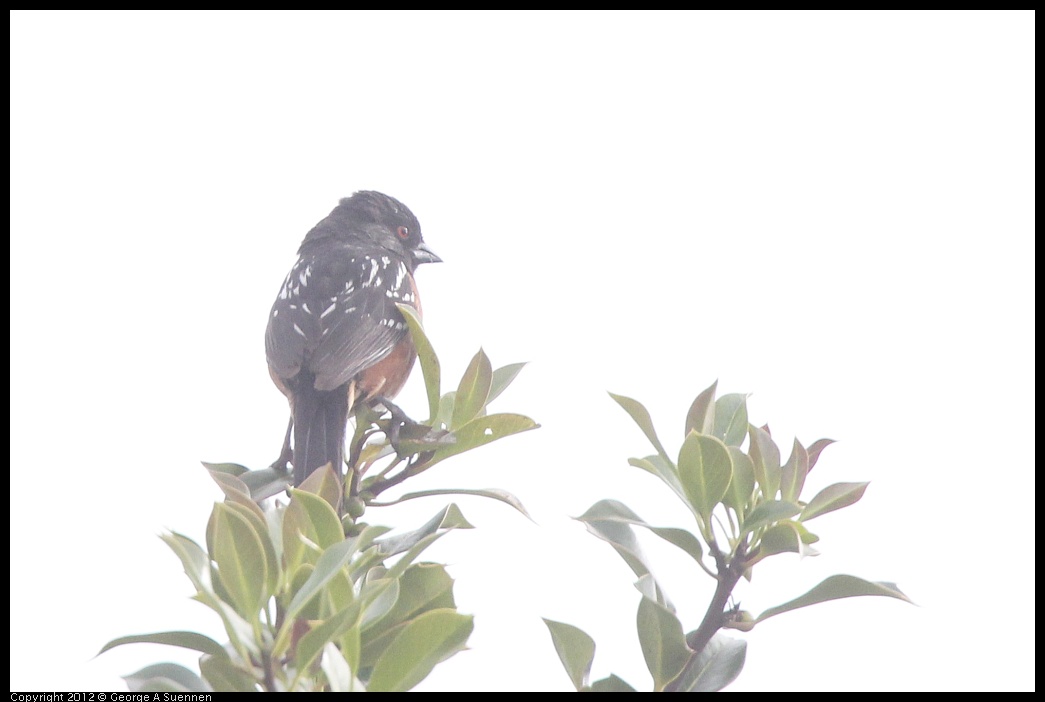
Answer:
top-left (265, 191), bottom-right (440, 487)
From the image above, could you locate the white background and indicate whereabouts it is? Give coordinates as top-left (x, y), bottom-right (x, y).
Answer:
top-left (10, 10), bottom-right (1034, 692)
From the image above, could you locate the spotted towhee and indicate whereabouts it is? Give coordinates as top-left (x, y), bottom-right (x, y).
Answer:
top-left (265, 191), bottom-right (440, 486)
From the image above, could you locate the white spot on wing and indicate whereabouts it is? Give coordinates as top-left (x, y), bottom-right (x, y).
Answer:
top-left (293, 323), bottom-right (305, 337)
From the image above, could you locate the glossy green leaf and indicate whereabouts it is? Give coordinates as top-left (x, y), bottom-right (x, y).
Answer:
top-left (677, 433), bottom-right (733, 526)
top-left (199, 653), bottom-right (258, 692)
top-left (206, 469), bottom-right (251, 498)
top-left (637, 595), bottom-right (691, 691)
top-left (97, 631), bottom-right (225, 658)
top-left (396, 304), bottom-right (441, 422)
top-left (123, 663), bottom-right (210, 693)
top-left (684, 381), bottom-right (718, 437)
top-left (628, 455), bottom-right (688, 509)
top-left (160, 531), bottom-right (212, 592)
top-left (321, 641), bottom-right (355, 692)
top-left (800, 482), bottom-right (869, 522)
top-left (284, 538), bottom-right (361, 623)
top-left (610, 392), bottom-right (670, 460)
top-left (543, 618), bottom-right (596, 691)
top-left (427, 413), bottom-right (538, 466)
top-left (757, 521), bottom-right (819, 559)
top-left (390, 563), bottom-right (456, 617)
top-left (748, 425), bottom-right (781, 499)
top-left (201, 461), bottom-right (249, 477)
top-left (238, 466), bottom-right (293, 502)
top-left (298, 464), bottom-right (344, 513)
top-left (722, 447), bottom-right (755, 518)
top-left (434, 391), bottom-right (456, 431)
top-left (739, 500), bottom-right (802, 537)
top-left (806, 438), bottom-right (836, 473)
top-left (780, 438), bottom-right (809, 503)
top-left (367, 609), bottom-right (474, 692)
top-left (713, 393), bottom-right (749, 447)
top-left (283, 488), bottom-right (344, 573)
top-left (576, 500), bottom-right (704, 568)
top-left (575, 511), bottom-right (673, 610)
top-left (220, 500), bottom-right (279, 596)
top-left (670, 632), bottom-right (746, 692)
top-left (374, 504), bottom-right (474, 559)
top-left (296, 602), bottom-right (363, 679)
top-left (590, 674), bottom-right (637, 692)
top-left (210, 503), bottom-right (268, 617)
top-left (452, 348), bottom-right (493, 429)
top-left (488, 362), bottom-right (527, 405)
top-left (371, 487), bottom-right (534, 523)
top-left (160, 532), bottom-right (257, 657)
top-left (358, 575), bottom-right (400, 631)
top-left (755, 575), bottom-right (914, 623)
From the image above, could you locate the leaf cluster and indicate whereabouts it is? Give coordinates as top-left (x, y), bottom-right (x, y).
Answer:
top-left (100, 310), bottom-right (537, 691)
top-left (543, 381), bottom-right (911, 692)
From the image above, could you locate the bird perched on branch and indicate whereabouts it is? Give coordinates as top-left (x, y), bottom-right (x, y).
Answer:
top-left (265, 191), bottom-right (440, 486)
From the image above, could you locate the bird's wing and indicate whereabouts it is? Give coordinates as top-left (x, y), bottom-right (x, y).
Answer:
top-left (265, 249), bottom-right (412, 392)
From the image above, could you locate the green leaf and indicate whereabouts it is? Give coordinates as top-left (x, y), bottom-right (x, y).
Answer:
top-left (372, 563), bottom-right (456, 630)
top-left (684, 381), bottom-right (718, 437)
top-left (123, 663), bottom-right (211, 693)
top-left (677, 433), bottom-right (733, 527)
top-left (756, 521), bottom-right (820, 559)
top-left (637, 595), bottom-right (691, 691)
top-left (238, 466), bottom-right (293, 502)
top-left (206, 469), bottom-right (251, 499)
top-left (576, 500), bottom-right (704, 568)
top-left (748, 425), bottom-right (781, 499)
top-left (210, 503), bottom-right (268, 618)
top-left (542, 618), bottom-right (596, 691)
top-left (428, 413), bottom-right (538, 466)
top-left (201, 461), bottom-right (249, 477)
top-left (160, 532), bottom-right (258, 658)
top-left (780, 438), bottom-right (809, 503)
top-left (359, 575), bottom-right (401, 632)
top-left (434, 390), bottom-right (456, 431)
top-left (97, 631), bottom-right (225, 658)
top-left (575, 510), bottom-right (673, 610)
top-left (298, 464), bottom-right (344, 513)
top-left (451, 348), bottom-right (493, 429)
top-left (488, 362), bottom-right (527, 405)
top-left (220, 499), bottom-right (279, 597)
top-left (590, 674), bottom-right (637, 692)
top-left (283, 488), bottom-right (345, 577)
top-left (367, 609), bottom-right (474, 692)
top-left (670, 632), bottom-right (746, 692)
top-left (722, 447), bottom-right (755, 518)
top-left (806, 438), bottom-right (836, 473)
top-left (800, 482), bottom-right (869, 522)
top-left (372, 487), bottom-right (534, 523)
top-left (755, 575), bottom-right (914, 623)
top-left (199, 653), bottom-right (258, 692)
top-left (285, 538), bottom-right (360, 619)
top-left (609, 392), bottom-right (669, 460)
top-left (320, 641), bottom-right (355, 692)
top-left (628, 455), bottom-right (688, 509)
top-left (296, 602), bottom-right (363, 678)
top-left (713, 393), bottom-right (749, 447)
top-left (375, 504), bottom-right (474, 559)
top-left (397, 304), bottom-right (441, 422)
top-left (739, 500), bottom-right (802, 537)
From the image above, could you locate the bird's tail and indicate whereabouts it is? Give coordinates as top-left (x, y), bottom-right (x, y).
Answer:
top-left (292, 379), bottom-right (349, 487)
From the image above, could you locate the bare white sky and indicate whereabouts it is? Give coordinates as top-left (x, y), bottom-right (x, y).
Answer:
top-left (10, 10), bottom-right (1034, 692)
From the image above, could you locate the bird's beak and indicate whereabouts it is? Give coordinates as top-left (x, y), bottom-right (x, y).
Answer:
top-left (411, 241), bottom-right (442, 266)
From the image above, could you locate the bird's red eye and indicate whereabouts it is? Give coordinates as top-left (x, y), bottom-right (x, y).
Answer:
top-left (397, 226), bottom-right (410, 239)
